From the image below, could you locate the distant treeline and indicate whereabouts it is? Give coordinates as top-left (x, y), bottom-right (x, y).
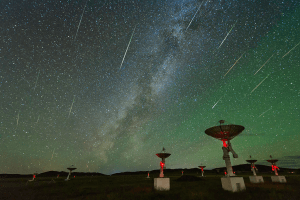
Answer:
top-left (111, 164), bottom-right (299, 176)
top-left (1, 164), bottom-right (299, 178)
top-left (0, 171), bottom-right (106, 178)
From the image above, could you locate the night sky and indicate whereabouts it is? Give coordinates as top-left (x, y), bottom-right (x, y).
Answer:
top-left (1, 0), bottom-right (299, 175)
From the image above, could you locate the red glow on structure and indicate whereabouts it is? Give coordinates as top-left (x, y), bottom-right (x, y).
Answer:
top-left (224, 171), bottom-right (227, 175)
top-left (222, 140), bottom-right (228, 148)
top-left (33, 175), bottom-right (36, 178)
top-left (272, 165), bottom-right (279, 171)
top-left (160, 161), bottom-right (165, 168)
top-left (74, 176), bottom-right (75, 178)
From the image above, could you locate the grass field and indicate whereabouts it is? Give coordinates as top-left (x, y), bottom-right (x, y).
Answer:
top-left (1, 173), bottom-right (300, 200)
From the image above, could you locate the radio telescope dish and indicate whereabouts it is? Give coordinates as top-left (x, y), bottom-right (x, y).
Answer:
top-left (156, 147), bottom-right (171, 178)
top-left (266, 155), bottom-right (286, 182)
top-left (156, 147), bottom-right (171, 159)
top-left (198, 165), bottom-right (206, 177)
top-left (156, 153), bottom-right (171, 159)
top-left (246, 155), bottom-right (258, 164)
top-left (65, 165), bottom-right (77, 181)
top-left (246, 155), bottom-right (259, 177)
top-left (67, 165), bottom-right (77, 171)
top-left (246, 159), bottom-right (257, 164)
top-left (266, 155), bottom-right (280, 176)
top-left (205, 122), bottom-right (245, 141)
top-left (204, 120), bottom-right (246, 192)
top-left (267, 159), bottom-right (279, 164)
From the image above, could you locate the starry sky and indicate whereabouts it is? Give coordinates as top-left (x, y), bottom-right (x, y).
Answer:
top-left (1, 0), bottom-right (299, 175)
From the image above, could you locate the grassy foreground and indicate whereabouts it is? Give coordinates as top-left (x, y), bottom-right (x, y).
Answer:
top-left (1, 173), bottom-right (300, 200)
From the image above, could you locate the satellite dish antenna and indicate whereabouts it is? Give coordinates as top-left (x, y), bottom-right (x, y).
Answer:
top-left (266, 155), bottom-right (287, 183)
top-left (154, 147), bottom-right (171, 191)
top-left (246, 155), bottom-right (264, 183)
top-left (198, 165), bottom-right (206, 177)
top-left (246, 155), bottom-right (258, 176)
top-left (266, 155), bottom-right (279, 176)
top-left (65, 165), bottom-right (77, 181)
top-left (205, 120), bottom-right (244, 177)
top-left (26, 172), bottom-right (38, 185)
top-left (204, 120), bottom-right (246, 192)
top-left (156, 147), bottom-right (171, 178)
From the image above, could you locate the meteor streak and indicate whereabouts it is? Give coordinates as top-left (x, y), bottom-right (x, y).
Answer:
top-left (224, 53), bottom-right (245, 77)
top-left (258, 107), bottom-right (272, 117)
top-left (17, 111), bottom-right (20, 125)
top-left (282, 41), bottom-right (300, 58)
top-left (254, 54), bottom-right (274, 75)
top-left (218, 20), bottom-right (238, 49)
top-left (250, 74), bottom-right (270, 94)
top-left (51, 148), bottom-right (55, 160)
top-left (186, 1), bottom-right (205, 31)
top-left (212, 95), bottom-right (224, 109)
top-left (119, 25), bottom-right (136, 70)
top-left (34, 70), bottom-right (40, 91)
top-left (68, 96), bottom-right (76, 118)
top-left (74, 0), bottom-right (89, 42)
top-left (20, 77), bottom-right (30, 86)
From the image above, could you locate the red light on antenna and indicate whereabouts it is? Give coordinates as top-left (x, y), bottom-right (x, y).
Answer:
top-left (222, 140), bottom-right (228, 148)
top-left (33, 175), bottom-right (36, 178)
top-left (160, 161), bottom-right (165, 168)
top-left (272, 165), bottom-right (279, 171)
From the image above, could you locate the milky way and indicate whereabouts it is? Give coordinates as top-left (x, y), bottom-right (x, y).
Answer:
top-left (1, 0), bottom-right (299, 174)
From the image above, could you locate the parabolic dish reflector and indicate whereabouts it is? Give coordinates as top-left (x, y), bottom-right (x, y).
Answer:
top-left (204, 124), bottom-right (245, 141)
top-left (67, 167), bottom-right (77, 171)
top-left (67, 165), bottom-right (77, 171)
top-left (267, 159), bottom-right (278, 164)
top-left (156, 153), bottom-right (171, 159)
top-left (246, 159), bottom-right (257, 164)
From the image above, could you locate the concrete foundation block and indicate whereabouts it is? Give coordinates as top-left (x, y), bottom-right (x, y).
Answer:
top-left (249, 176), bottom-right (264, 183)
top-left (221, 176), bottom-right (246, 192)
top-left (154, 178), bottom-right (170, 191)
top-left (271, 176), bottom-right (286, 183)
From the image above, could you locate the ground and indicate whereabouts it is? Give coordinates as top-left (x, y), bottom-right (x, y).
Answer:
top-left (1, 172), bottom-right (299, 200)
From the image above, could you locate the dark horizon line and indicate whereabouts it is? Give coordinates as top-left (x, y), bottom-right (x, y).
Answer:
top-left (1, 164), bottom-right (299, 176)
